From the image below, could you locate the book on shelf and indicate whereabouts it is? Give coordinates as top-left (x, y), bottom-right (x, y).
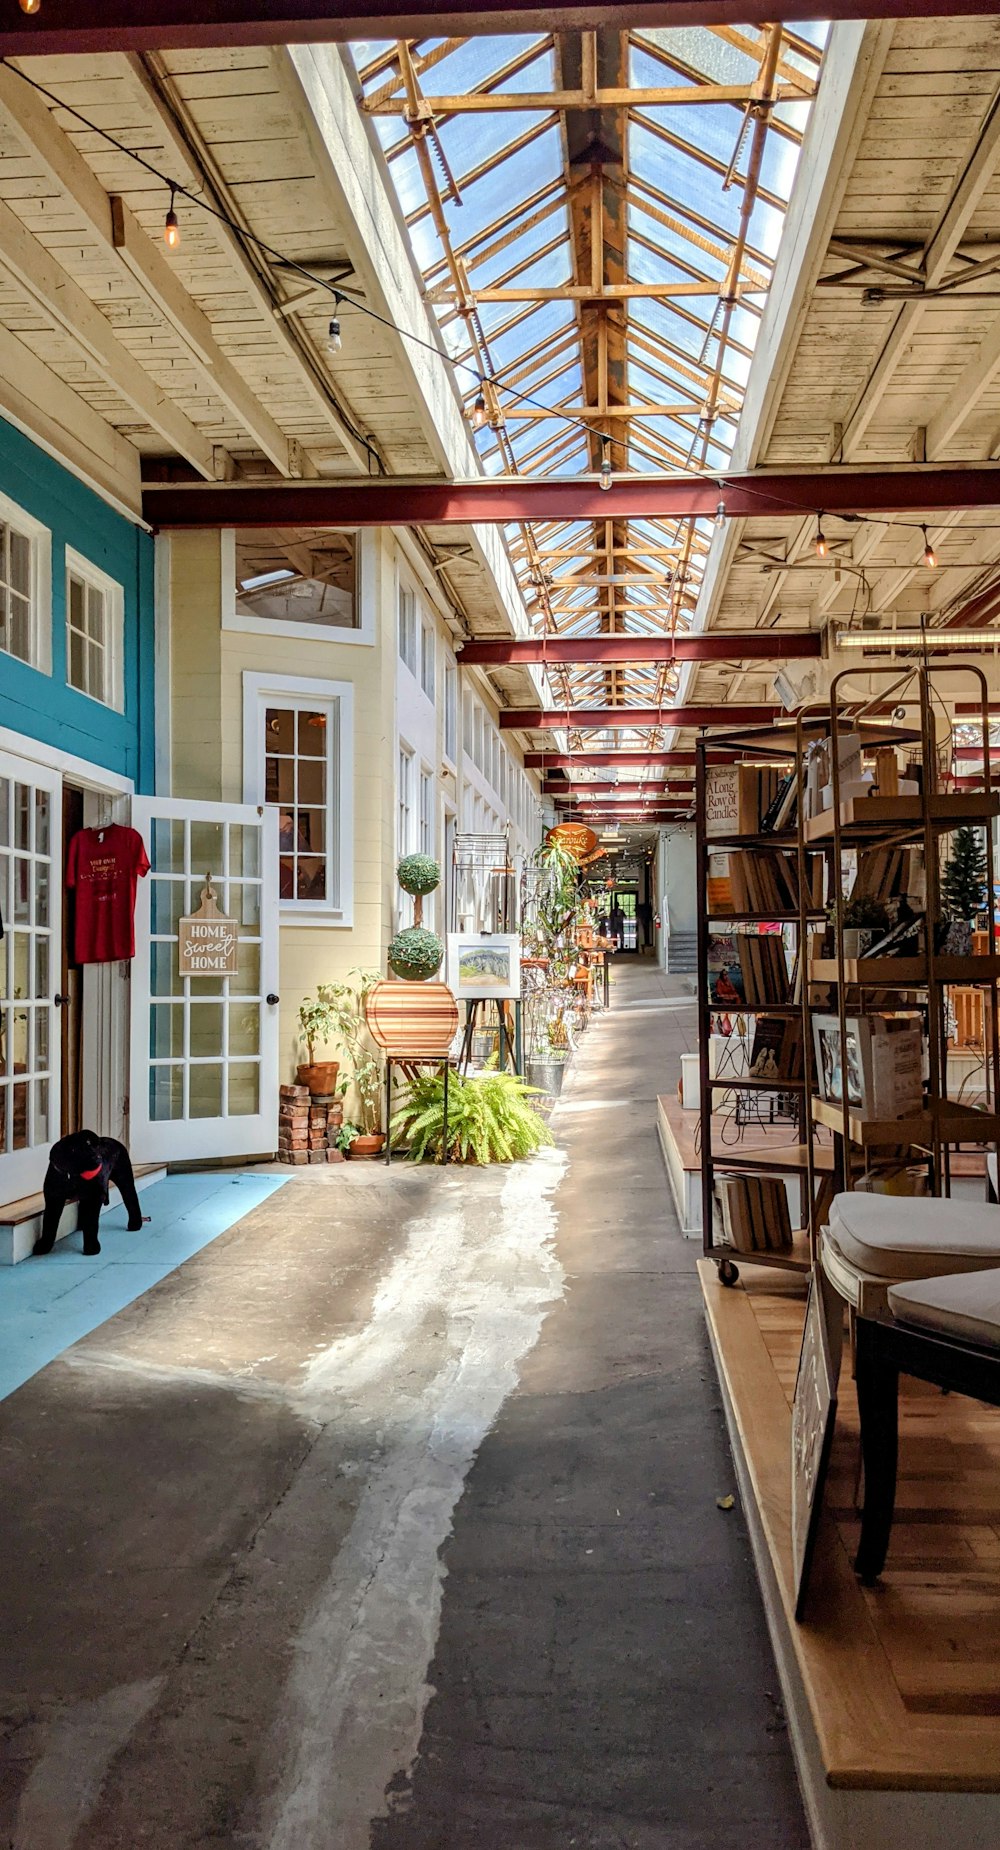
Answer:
top-left (707, 853), bottom-right (733, 912)
top-left (728, 848), bottom-right (823, 916)
top-left (707, 934), bottom-right (746, 1005)
top-left (749, 1013), bottom-right (803, 1081)
top-left (716, 1175), bottom-right (793, 1254)
top-left (706, 764), bottom-right (784, 839)
top-left (736, 933), bottom-right (790, 1006)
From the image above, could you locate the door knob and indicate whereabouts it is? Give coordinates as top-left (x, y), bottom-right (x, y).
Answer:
top-left (54, 993), bottom-right (71, 1007)
top-left (266, 993), bottom-right (280, 1005)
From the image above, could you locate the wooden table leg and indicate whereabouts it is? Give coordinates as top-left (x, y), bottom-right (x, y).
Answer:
top-left (853, 1316), bottom-right (900, 1584)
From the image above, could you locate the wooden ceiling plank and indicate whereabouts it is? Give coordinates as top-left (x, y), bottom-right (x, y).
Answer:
top-left (0, 190), bottom-right (217, 474)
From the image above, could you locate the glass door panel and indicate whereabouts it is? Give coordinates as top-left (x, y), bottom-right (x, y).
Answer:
top-left (130, 798), bottom-right (278, 1161)
top-left (0, 752), bottom-right (61, 1198)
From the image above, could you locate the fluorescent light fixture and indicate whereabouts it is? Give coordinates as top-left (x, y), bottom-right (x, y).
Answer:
top-left (835, 628), bottom-right (1000, 650)
top-left (239, 568), bottom-right (296, 591)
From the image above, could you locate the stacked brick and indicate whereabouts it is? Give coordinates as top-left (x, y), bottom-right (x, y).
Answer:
top-left (278, 1084), bottom-right (345, 1164)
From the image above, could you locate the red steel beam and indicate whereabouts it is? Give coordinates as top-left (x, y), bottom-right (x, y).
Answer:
top-left (500, 705), bottom-right (777, 729)
top-left (142, 467), bottom-right (1000, 530)
top-left (3, 0), bottom-right (996, 57)
top-left (546, 780), bottom-right (693, 794)
top-left (526, 751), bottom-right (731, 767)
top-left (460, 631), bottom-right (818, 666)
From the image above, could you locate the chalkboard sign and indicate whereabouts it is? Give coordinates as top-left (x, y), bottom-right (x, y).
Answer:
top-left (791, 1270), bottom-right (842, 1621)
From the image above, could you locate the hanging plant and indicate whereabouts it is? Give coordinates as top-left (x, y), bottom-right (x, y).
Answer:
top-left (388, 925), bottom-right (444, 981)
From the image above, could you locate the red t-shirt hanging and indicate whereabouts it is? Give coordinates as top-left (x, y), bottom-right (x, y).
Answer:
top-left (66, 824), bottom-right (150, 964)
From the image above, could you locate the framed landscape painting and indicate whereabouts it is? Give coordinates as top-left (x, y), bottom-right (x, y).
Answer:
top-left (447, 933), bottom-right (521, 1001)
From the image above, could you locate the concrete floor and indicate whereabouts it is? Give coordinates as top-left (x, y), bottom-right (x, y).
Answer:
top-left (0, 959), bottom-right (807, 1849)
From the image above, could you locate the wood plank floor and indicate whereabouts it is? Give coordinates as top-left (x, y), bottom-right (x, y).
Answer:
top-left (701, 1257), bottom-right (1000, 1790)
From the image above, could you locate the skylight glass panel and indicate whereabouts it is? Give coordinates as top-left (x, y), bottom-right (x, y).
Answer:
top-left (352, 24), bottom-right (822, 720)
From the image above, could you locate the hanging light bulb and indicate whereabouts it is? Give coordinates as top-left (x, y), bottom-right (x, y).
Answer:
top-left (19, 0), bottom-right (41, 14)
top-left (922, 525), bottom-right (937, 569)
top-left (814, 515), bottom-right (828, 560)
top-left (599, 441), bottom-right (612, 491)
top-left (163, 189), bottom-right (180, 250)
top-left (714, 497), bottom-right (726, 528)
top-left (327, 293), bottom-right (343, 352)
top-left (471, 390), bottom-right (487, 431)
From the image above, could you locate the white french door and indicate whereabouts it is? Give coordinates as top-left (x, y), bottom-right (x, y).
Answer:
top-left (0, 750), bottom-right (61, 1198)
top-left (130, 797), bottom-right (279, 1162)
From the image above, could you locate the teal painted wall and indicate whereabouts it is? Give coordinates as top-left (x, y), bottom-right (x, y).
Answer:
top-left (0, 416), bottom-right (154, 789)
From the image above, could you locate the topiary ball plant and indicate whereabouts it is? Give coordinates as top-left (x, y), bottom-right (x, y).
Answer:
top-left (397, 853), bottom-right (440, 897)
top-left (388, 925), bottom-right (444, 981)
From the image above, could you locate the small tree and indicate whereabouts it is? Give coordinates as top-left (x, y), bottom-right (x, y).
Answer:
top-left (941, 825), bottom-right (988, 924)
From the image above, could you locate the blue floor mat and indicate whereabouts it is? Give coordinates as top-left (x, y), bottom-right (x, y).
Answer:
top-left (0, 1171), bottom-right (287, 1402)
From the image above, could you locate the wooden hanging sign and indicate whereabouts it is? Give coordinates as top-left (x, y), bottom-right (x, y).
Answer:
top-left (178, 874), bottom-right (240, 976)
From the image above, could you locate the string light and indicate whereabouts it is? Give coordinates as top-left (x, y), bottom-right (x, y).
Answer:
top-left (471, 389), bottom-right (487, 431)
top-left (19, 0), bottom-right (41, 13)
top-left (599, 442), bottom-right (613, 492)
top-left (922, 525), bottom-right (937, 569)
top-left (163, 189), bottom-right (180, 250)
top-left (814, 515), bottom-right (828, 559)
top-left (327, 297), bottom-right (342, 353)
top-left (714, 497), bottom-right (726, 528)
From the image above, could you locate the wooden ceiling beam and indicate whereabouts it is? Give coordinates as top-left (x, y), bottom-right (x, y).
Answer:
top-left (0, 192), bottom-right (217, 478)
top-left (0, 60), bottom-right (333, 477)
top-left (366, 82), bottom-right (811, 113)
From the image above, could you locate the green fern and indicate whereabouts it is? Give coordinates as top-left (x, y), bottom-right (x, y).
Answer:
top-left (390, 1067), bottom-right (553, 1164)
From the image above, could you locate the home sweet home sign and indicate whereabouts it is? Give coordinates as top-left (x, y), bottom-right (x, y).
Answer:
top-left (178, 876), bottom-right (240, 977)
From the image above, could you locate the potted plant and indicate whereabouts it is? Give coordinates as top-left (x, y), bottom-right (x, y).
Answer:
top-left (387, 853), bottom-right (445, 981)
top-left (391, 1065), bottom-right (553, 1164)
top-left (323, 969), bottom-right (386, 1156)
top-left (296, 987), bottom-right (342, 1096)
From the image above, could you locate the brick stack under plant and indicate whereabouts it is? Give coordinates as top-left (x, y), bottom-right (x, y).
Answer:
top-left (278, 1084), bottom-right (345, 1163)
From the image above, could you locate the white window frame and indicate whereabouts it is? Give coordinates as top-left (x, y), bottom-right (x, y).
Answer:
top-left (420, 616), bottom-right (436, 703)
top-left (242, 670), bottom-right (354, 927)
top-left (398, 580), bottom-right (418, 675)
top-left (419, 765), bottom-right (434, 856)
top-left (65, 546), bottom-right (124, 712)
top-left (443, 658), bottom-right (458, 766)
top-left (222, 529), bottom-right (374, 647)
top-left (0, 487), bottom-right (51, 676)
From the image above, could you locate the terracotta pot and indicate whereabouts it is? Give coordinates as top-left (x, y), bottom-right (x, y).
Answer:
top-left (297, 1061), bottom-right (340, 1097)
top-left (348, 1132), bottom-right (385, 1160)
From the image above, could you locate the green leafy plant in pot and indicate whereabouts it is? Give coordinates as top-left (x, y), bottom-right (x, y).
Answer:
top-left (827, 891), bottom-right (890, 960)
top-left (296, 987), bottom-right (342, 1096)
top-left (391, 1065), bottom-right (553, 1164)
top-left (317, 968), bottom-right (386, 1154)
top-left (388, 854), bottom-right (445, 981)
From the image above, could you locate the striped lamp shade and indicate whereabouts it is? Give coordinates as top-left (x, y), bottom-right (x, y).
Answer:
top-left (364, 979), bottom-right (460, 1056)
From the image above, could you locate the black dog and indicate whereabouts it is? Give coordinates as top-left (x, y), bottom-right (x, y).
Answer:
top-left (34, 1131), bottom-right (147, 1257)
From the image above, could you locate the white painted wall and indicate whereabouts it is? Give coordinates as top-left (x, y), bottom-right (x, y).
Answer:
top-left (663, 826), bottom-right (697, 939)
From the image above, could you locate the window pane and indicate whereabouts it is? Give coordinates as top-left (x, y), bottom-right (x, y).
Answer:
top-left (69, 574), bottom-right (86, 628)
top-left (297, 710), bottom-right (326, 755)
top-left (87, 640), bottom-right (103, 699)
top-left (69, 627), bottom-right (85, 690)
top-left (228, 1062), bottom-right (260, 1117)
top-left (87, 585), bottom-right (105, 641)
top-left (150, 1065), bottom-right (184, 1121)
top-left (10, 597), bottom-right (30, 664)
top-left (190, 1064), bottom-right (223, 1119)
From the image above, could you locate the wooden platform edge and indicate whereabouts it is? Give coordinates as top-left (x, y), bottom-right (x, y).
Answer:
top-left (699, 1260), bottom-right (1000, 1795)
